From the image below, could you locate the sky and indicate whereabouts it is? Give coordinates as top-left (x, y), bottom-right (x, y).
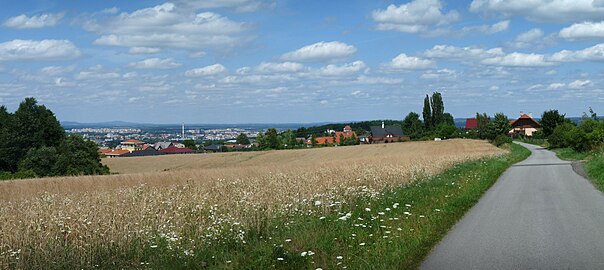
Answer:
top-left (0, 0), bottom-right (603, 124)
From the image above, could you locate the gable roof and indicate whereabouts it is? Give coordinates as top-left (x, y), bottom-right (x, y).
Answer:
top-left (204, 144), bottom-right (222, 151)
top-left (122, 139), bottom-right (143, 143)
top-left (465, 118), bottom-right (478, 129)
top-left (154, 142), bottom-right (174, 150)
top-left (105, 149), bottom-right (130, 156)
top-left (370, 125), bottom-right (404, 138)
top-left (159, 146), bottom-right (196, 154)
top-left (120, 147), bottom-right (165, 157)
top-left (511, 114), bottom-right (541, 128)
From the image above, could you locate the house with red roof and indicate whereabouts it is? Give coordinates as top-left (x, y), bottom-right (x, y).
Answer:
top-left (465, 118), bottom-right (478, 130)
top-left (306, 125), bottom-right (358, 146)
top-left (158, 146), bottom-right (196, 154)
top-left (509, 113), bottom-right (541, 136)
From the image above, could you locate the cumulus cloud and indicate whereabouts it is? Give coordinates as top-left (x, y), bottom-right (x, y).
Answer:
top-left (507, 28), bottom-right (545, 49)
top-left (185, 64), bottom-right (227, 77)
top-left (128, 47), bottom-right (161, 54)
top-left (482, 52), bottom-right (553, 67)
top-left (372, 0), bottom-right (459, 33)
top-left (177, 0), bottom-right (271, 13)
top-left (420, 69), bottom-right (458, 80)
top-left (423, 45), bottom-right (504, 60)
top-left (469, 0), bottom-right (604, 23)
top-left (128, 58), bottom-right (181, 69)
top-left (550, 43), bottom-right (604, 62)
top-left (86, 3), bottom-right (250, 50)
top-left (568, 79), bottom-right (591, 89)
top-left (255, 62), bottom-right (305, 73)
top-left (319, 61), bottom-right (366, 76)
top-left (461, 20), bottom-right (510, 34)
top-left (560, 21), bottom-right (604, 39)
top-left (547, 83), bottom-right (565, 90)
top-left (3, 13), bottom-right (64, 28)
top-left (384, 53), bottom-right (434, 70)
top-left (281, 41), bottom-right (356, 62)
top-left (0, 39), bottom-right (80, 61)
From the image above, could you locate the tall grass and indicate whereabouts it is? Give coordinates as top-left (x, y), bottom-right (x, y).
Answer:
top-left (0, 139), bottom-right (505, 268)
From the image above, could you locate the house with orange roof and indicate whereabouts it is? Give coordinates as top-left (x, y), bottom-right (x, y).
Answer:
top-left (509, 113), bottom-right (541, 136)
top-left (104, 149), bottom-right (131, 157)
top-left (306, 125), bottom-right (358, 146)
top-left (118, 139), bottom-right (145, 152)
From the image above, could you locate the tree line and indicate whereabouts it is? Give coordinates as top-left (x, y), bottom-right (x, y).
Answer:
top-left (0, 98), bottom-right (109, 179)
top-left (538, 108), bottom-right (603, 152)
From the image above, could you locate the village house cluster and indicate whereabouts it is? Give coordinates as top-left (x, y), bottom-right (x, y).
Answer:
top-left (100, 140), bottom-right (197, 157)
top-left (465, 113), bottom-right (541, 136)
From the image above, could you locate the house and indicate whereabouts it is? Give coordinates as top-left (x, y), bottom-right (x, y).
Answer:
top-left (120, 147), bottom-right (165, 157)
top-left (158, 146), bottom-right (196, 154)
top-left (119, 139), bottom-right (145, 152)
top-left (465, 118), bottom-right (478, 130)
top-left (153, 142), bottom-right (175, 150)
top-left (367, 122), bottom-right (408, 143)
top-left (104, 149), bottom-right (131, 157)
top-left (509, 113), bottom-right (541, 136)
top-left (306, 125), bottom-right (358, 146)
top-left (204, 144), bottom-right (223, 152)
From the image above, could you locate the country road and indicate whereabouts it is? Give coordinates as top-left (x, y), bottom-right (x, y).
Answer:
top-left (421, 142), bottom-right (604, 270)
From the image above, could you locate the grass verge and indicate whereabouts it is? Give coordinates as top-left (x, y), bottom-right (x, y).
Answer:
top-left (552, 147), bottom-right (604, 192)
top-left (10, 144), bottom-right (530, 270)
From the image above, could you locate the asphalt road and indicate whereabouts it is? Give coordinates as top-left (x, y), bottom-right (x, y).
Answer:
top-left (421, 142), bottom-right (604, 270)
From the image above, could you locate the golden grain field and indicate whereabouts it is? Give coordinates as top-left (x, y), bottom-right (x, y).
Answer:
top-left (0, 139), bottom-right (505, 267)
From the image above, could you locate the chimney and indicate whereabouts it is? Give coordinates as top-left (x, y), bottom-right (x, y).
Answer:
top-left (182, 123), bottom-right (185, 139)
top-left (382, 121), bottom-right (385, 129)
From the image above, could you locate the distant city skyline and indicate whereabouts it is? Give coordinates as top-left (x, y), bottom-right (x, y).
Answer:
top-left (0, 0), bottom-right (603, 124)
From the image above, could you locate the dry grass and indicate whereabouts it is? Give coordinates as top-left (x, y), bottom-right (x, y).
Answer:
top-left (0, 139), bottom-right (505, 267)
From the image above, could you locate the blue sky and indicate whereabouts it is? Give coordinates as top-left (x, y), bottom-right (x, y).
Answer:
top-left (0, 0), bottom-right (603, 124)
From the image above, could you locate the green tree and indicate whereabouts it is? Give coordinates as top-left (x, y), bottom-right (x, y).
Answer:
top-left (53, 135), bottom-right (110, 176)
top-left (435, 122), bottom-right (458, 138)
top-left (256, 132), bottom-right (266, 149)
top-left (183, 139), bottom-right (197, 150)
top-left (236, 133), bottom-right (251, 145)
top-left (475, 112), bottom-right (491, 140)
top-left (541, 110), bottom-right (566, 137)
top-left (402, 112), bottom-right (423, 139)
top-left (18, 146), bottom-right (58, 177)
top-left (0, 106), bottom-right (11, 172)
top-left (442, 113), bottom-right (455, 126)
top-left (422, 95), bottom-right (432, 130)
top-left (430, 92), bottom-right (444, 126)
top-left (264, 128), bottom-right (279, 150)
top-left (2, 98), bottom-right (65, 172)
top-left (492, 113), bottom-right (511, 137)
top-left (311, 133), bottom-right (317, 147)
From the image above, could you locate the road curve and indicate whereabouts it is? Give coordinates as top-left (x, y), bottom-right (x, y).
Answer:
top-left (421, 142), bottom-right (604, 270)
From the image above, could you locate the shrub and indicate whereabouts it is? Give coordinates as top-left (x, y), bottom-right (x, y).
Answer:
top-left (492, 134), bottom-right (512, 147)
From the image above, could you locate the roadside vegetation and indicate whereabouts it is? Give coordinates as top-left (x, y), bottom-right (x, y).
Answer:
top-left (0, 140), bottom-right (515, 269)
top-left (519, 108), bottom-right (604, 191)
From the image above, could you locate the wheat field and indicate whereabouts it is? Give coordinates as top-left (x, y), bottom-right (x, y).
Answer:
top-left (0, 139), bottom-right (505, 267)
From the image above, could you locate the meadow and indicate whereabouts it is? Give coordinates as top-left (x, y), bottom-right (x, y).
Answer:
top-left (0, 139), bottom-right (509, 269)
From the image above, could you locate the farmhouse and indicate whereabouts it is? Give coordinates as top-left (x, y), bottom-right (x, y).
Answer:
top-left (158, 146), bottom-right (196, 155)
top-left (306, 125), bottom-right (358, 146)
top-left (120, 147), bottom-right (165, 157)
top-left (367, 122), bottom-right (408, 143)
top-left (509, 113), bottom-right (541, 136)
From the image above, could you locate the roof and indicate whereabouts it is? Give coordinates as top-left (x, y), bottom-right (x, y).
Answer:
top-left (370, 125), bottom-right (404, 138)
top-left (121, 147), bottom-right (165, 157)
top-left (159, 147), bottom-right (196, 154)
top-left (123, 139), bottom-right (143, 143)
top-left (465, 118), bottom-right (478, 129)
top-left (105, 149), bottom-right (130, 156)
top-left (99, 149), bottom-right (113, 154)
top-left (307, 136), bottom-right (335, 145)
top-left (154, 142), bottom-right (174, 150)
top-left (204, 144), bottom-right (222, 151)
top-left (343, 125), bottom-right (352, 131)
top-left (510, 114), bottom-right (541, 128)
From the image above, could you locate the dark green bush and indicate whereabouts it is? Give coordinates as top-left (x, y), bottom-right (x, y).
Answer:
top-left (492, 134), bottom-right (512, 147)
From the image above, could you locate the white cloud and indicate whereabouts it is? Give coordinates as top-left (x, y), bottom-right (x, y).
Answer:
top-left (0, 39), bottom-right (80, 61)
top-left (128, 47), bottom-right (161, 54)
top-left (355, 76), bottom-right (403, 85)
top-left (281, 41), bottom-right (356, 62)
top-left (3, 13), bottom-right (64, 29)
top-left (87, 3), bottom-right (249, 50)
top-left (469, 0), bottom-right (604, 23)
top-left (560, 21), bottom-right (604, 39)
top-left (256, 62), bottom-right (305, 73)
top-left (482, 52), bottom-right (553, 67)
top-left (420, 69), bottom-right (458, 80)
top-left (40, 65), bottom-right (75, 76)
top-left (177, 0), bottom-right (270, 13)
top-left (385, 53), bottom-right (434, 70)
top-left (423, 45), bottom-right (504, 60)
top-left (75, 71), bottom-right (120, 80)
top-left (185, 64), bottom-right (227, 76)
top-left (128, 58), bottom-right (181, 69)
top-left (319, 61), bottom-right (366, 76)
top-left (547, 83), bottom-right (565, 90)
top-left (372, 0), bottom-right (459, 33)
top-left (550, 43), bottom-right (604, 62)
top-left (507, 28), bottom-right (545, 49)
top-left (568, 79), bottom-right (591, 89)
top-left (461, 20), bottom-right (510, 34)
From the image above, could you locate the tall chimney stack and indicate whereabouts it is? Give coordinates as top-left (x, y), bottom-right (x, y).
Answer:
top-left (382, 121), bottom-right (385, 129)
top-left (182, 123), bottom-right (185, 139)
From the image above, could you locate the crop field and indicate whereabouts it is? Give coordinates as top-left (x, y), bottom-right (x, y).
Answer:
top-left (0, 139), bottom-right (506, 268)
